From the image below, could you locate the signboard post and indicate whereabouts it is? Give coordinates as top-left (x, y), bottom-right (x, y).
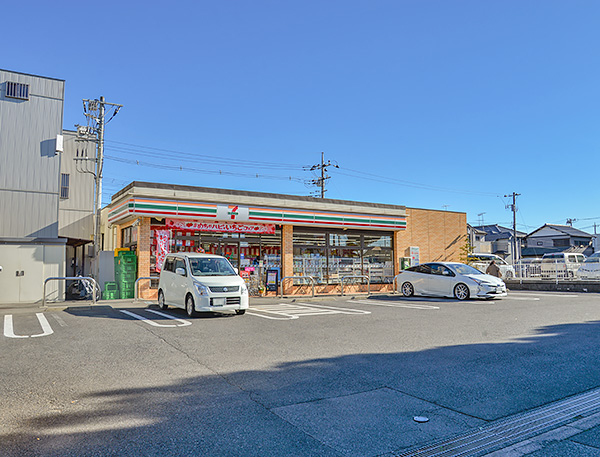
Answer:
top-left (266, 269), bottom-right (279, 293)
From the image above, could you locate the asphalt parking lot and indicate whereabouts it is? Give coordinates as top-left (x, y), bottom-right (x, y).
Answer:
top-left (2, 291), bottom-right (600, 456)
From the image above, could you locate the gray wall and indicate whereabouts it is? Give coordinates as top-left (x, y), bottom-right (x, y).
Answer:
top-left (58, 130), bottom-right (95, 241)
top-left (0, 70), bottom-right (65, 239)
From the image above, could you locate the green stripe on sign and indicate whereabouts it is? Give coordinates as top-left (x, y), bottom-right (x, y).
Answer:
top-left (314, 215), bottom-right (343, 222)
top-left (134, 203), bottom-right (177, 211)
top-left (284, 213), bottom-right (314, 220)
top-left (250, 211), bottom-right (283, 218)
top-left (178, 206), bottom-right (217, 213)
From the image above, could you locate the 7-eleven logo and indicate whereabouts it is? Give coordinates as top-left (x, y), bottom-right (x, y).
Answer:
top-left (228, 206), bottom-right (239, 220)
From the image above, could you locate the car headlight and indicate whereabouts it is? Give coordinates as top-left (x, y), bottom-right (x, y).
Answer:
top-left (194, 283), bottom-right (209, 296)
top-left (469, 277), bottom-right (483, 286)
top-left (240, 283), bottom-right (248, 295)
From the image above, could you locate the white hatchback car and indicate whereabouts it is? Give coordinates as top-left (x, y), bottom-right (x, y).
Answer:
top-left (158, 253), bottom-right (249, 317)
top-left (396, 262), bottom-right (507, 300)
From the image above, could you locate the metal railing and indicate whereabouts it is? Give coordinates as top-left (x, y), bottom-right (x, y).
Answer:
top-left (134, 276), bottom-right (159, 300)
top-left (43, 276), bottom-right (98, 307)
top-left (340, 275), bottom-right (370, 296)
top-left (279, 276), bottom-right (316, 298)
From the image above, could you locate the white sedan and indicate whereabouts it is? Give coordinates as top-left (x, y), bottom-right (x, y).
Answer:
top-left (576, 252), bottom-right (600, 280)
top-left (396, 262), bottom-right (507, 300)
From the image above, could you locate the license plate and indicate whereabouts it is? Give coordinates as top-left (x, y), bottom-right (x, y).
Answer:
top-left (213, 298), bottom-right (226, 307)
top-left (496, 287), bottom-right (503, 293)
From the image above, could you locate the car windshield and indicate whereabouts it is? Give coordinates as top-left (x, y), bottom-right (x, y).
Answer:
top-left (189, 257), bottom-right (236, 276)
top-left (451, 263), bottom-right (484, 275)
top-left (584, 257), bottom-right (600, 263)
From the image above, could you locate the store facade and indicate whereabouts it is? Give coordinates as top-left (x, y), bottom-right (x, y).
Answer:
top-left (104, 182), bottom-right (466, 297)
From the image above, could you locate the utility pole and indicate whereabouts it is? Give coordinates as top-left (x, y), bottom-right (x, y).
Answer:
top-left (504, 192), bottom-right (520, 263)
top-left (75, 96), bottom-right (122, 280)
top-left (306, 152), bottom-right (338, 198)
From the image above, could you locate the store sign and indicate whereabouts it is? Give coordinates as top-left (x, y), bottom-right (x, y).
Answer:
top-left (217, 204), bottom-right (249, 222)
top-left (165, 218), bottom-right (275, 234)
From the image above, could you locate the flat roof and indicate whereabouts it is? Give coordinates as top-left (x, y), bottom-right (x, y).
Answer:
top-left (0, 68), bottom-right (65, 82)
top-left (112, 181), bottom-right (407, 212)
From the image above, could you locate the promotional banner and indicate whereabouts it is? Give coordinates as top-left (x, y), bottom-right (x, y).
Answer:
top-left (165, 218), bottom-right (275, 234)
top-left (155, 230), bottom-right (171, 272)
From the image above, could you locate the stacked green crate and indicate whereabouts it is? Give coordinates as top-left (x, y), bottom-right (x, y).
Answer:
top-left (103, 282), bottom-right (119, 300)
top-left (114, 251), bottom-right (137, 299)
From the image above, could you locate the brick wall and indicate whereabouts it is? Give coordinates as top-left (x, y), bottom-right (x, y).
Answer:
top-left (282, 225), bottom-right (293, 294)
top-left (396, 208), bottom-right (467, 270)
top-left (137, 217), bottom-right (152, 298)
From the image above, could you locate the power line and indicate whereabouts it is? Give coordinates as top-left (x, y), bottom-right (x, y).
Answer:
top-left (104, 156), bottom-right (305, 183)
top-left (104, 140), bottom-right (307, 170)
top-left (334, 166), bottom-right (499, 196)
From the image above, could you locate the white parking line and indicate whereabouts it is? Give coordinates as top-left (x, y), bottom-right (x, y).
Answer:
top-left (508, 293), bottom-right (579, 298)
top-left (4, 313), bottom-right (54, 338)
top-left (248, 303), bottom-right (371, 320)
top-left (119, 309), bottom-right (192, 327)
top-left (505, 296), bottom-right (541, 301)
top-left (351, 299), bottom-right (440, 310)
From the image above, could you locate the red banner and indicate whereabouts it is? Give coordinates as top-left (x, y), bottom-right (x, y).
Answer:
top-left (165, 218), bottom-right (275, 234)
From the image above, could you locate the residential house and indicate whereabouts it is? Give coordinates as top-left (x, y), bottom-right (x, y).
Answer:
top-left (472, 224), bottom-right (527, 263)
top-left (523, 224), bottom-right (595, 257)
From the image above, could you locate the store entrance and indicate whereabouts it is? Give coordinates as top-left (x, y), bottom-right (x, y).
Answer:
top-left (200, 236), bottom-right (240, 270)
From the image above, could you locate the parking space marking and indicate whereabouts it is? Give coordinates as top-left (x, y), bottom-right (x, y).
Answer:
top-left (505, 295), bottom-right (540, 301)
top-left (119, 309), bottom-right (192, 327)
top-left (248, 303), bottom-right (371, 320)
top-left (351, 299), bottom-right (440, 310)
top-left (508, 292), bottom-right (579, 298)
top-left (4, 313), bottom-right (54, 338)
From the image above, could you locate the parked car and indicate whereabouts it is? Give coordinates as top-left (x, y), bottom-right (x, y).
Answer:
top-left (468, 253), bottom-right (515, 280)
top-left (158, 253), bottom-right (249, 317)
top-left (575, 252), bottom-right (600, 280)
top-left (395, 262), bottom-right (507, 300)
top-left (540, 252), bottom-right (585, 279)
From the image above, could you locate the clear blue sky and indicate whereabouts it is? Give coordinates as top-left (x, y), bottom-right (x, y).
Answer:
top-left (4, 1), bottom-right (600, 234)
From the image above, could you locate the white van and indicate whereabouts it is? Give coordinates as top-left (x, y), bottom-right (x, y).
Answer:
top-left (158, 253), bottom-right (249, 317)
top-left (467, 253), bottom-right (515, 279)
top-left (540, 252), bottom-right (585, 279)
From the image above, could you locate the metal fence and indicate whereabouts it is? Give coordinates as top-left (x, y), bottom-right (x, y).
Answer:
top-left (512, 260), bottom-right (594, 281)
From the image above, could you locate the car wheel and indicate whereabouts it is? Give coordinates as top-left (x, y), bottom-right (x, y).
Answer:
top-left (401, 282), bottom-right (414, 297)
top-left (235, 309), bottom-right (246, 315)
top-left (158, 290), bottom-right (167, 310)
top-left (454, 283), bottom-right (470, 301)
top-left (186, 294), bottom-right (198, 317)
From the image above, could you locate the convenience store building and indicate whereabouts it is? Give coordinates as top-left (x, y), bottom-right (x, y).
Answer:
top-left (103, 181), bottom-right (466, 297)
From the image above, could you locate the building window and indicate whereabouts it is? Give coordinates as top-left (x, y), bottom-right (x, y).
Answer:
top-left (60, 173), bottom-right (69, 199)
top-left (6, 81), bottom-right (30, 100)
top-left (553, 239), bottom-right (569, 247)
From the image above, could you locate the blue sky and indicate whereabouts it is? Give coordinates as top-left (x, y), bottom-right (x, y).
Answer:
top-left (4, 1), bottom-right (600, 234)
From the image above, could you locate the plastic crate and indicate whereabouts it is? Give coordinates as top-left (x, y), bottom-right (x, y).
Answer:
top-left (104, 290), bottom-right (119, 300)
top-left (104, 282), bottom-right (118, 292)
top-left (120, 290), bottom-right (134, 299)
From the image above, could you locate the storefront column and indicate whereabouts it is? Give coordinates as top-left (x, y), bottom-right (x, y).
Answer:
top-left (115, 224), bottom-right (123, 249)
top-left (137, 217), bottom-right (151, 298)
top-left (393, 230), bottom-right (402, 276)
top-left (282, 225), bottom-right (293, 294)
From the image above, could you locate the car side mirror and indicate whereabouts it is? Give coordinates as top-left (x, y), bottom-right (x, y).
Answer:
top-left (175, 267), bottom-right (186, 276)
top-left (234, 267), bottom-right (239, 275)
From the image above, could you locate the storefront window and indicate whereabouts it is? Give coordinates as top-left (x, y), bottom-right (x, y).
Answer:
top-left (363, 234), bottom-right (393, 283)
top-left (150, 223), bottom-right (281, 282)
top-left (293, 229), bottom-right (393, 284)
